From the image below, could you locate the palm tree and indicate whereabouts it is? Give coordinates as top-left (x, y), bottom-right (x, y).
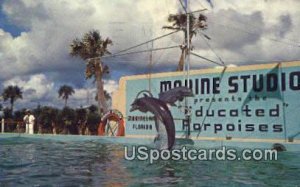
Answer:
top-left (2, 85), bottom-right (23, 113)
top-left (95, 90), bottom-right (111, 113)
top-left (70, 30), bottom-right (112, 114)
top-left (163, 13), bottom-right (207, 71)
top-left (95, 90), bottom-right (111, 101)
top-left (58, 85), bottom-right (75, 107)
top-left (76, 108), bottom-right (87, 135)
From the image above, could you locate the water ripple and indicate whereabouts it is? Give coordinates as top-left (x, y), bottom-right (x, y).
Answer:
top-left (0, 137), bottom-right (299, 186)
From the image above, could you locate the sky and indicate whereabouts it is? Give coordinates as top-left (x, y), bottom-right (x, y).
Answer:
top-left (0, 0), bottom-right (299, 110)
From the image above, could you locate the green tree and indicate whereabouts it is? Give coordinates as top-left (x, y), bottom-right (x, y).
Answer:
top-left (87, 106), bottom-right (101, 135)
top-left (88, 104), bottom-right (98, 114)
top-left (95, 90), bottom-right (111, 105)
top-left (14, 108), bottom-right (26, 133)
top-left (2, 85), bottom-right (23, 113)
top-left (58, 107), bottom-right (77, 134)
top-left (58, 85), bottom-right (75, 107)
top-left (70, 30), bottom-right (112, 114)
top-left (76, 108), bottom-right (87, 135)
top-left (36, 106), bottom-right (59, 134)
top-left (163, 13), bottom-right (207, 71)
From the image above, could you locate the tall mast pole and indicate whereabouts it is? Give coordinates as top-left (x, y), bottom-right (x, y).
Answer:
top-left (186, 0), bottom-right (190, 88)
top-left (185, 0), bottom-right (191, 138)
top-left (148, 39), bottom-right (153, 93)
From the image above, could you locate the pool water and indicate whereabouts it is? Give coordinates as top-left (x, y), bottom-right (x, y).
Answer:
top-left (0, 137), bottom-right (299, 186)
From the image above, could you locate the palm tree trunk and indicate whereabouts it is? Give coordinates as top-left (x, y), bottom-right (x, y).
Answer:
top-left (10, 98), bottom-right (14, 114)
top-left (65, 99), bottom-right (67, 107)
top-left (177, 49), bottom-right (185, 71)
top-left (38, 123), bottom-right (43, 134)
top-left (95, 62), bottom-right (108, 115)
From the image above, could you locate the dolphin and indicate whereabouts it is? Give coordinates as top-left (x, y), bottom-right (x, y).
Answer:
top-left (159, 86), bottom-right (194, 106)
top-left (130, 95), bottom-right (175, 150)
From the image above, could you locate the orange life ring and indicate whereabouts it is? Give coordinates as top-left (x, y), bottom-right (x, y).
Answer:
top-left (98, 110), bottom-right (125, 136)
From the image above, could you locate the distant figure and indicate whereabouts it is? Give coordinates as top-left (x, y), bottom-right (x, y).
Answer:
top-left (23, 109), bottom-right (35, 134)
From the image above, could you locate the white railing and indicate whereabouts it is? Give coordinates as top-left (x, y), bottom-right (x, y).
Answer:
top-left (1, 118), bottom-right (4, 133)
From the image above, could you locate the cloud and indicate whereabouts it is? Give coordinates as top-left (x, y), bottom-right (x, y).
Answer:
top-left (271, 14), bottom-right (293, 38)
top-left (202, 9), bottom-right (264, 50)
top-left (104, 80), bottom-right (118, 94)
top-left (0, 0), bottom-right (300, 108)
top-left (2, 74), bottom-right (55, 109)
top-left (3, 74), bottom-right (54, 99)
top-left (0, 0), bottom-right (181, 81)
top-left (1, 73), bottom-right (118, 109)
top-left (189, 0), bottom-right (300, 66)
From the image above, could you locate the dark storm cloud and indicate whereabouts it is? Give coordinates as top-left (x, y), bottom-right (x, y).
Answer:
top-left (2, 0), bottom-right (49, 29)
top-left (276, 14), bottom-right (292, 38)
top-left (196, 9), bottom-right (264, 51)
top-left (44, 70), bottom-right (86, 88)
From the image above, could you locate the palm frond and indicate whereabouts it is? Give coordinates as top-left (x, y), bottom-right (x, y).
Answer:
top-left (163, 12), bottom-right (207, 38)
top-left (2, 85), bottom-right (23, 101)
top-left (58, 85), bottom-right (75, 100)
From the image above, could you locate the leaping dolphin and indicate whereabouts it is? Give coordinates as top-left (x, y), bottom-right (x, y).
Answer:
top-left (159, 86), bottom-right (194, 106)
top-left (130, 87), bottom-right (194, 150)
top-left (130, 95), bottom-right (175, 150)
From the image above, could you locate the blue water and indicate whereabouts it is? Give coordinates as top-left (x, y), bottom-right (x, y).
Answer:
top-left (0, 137), bottom-right (299, 187)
